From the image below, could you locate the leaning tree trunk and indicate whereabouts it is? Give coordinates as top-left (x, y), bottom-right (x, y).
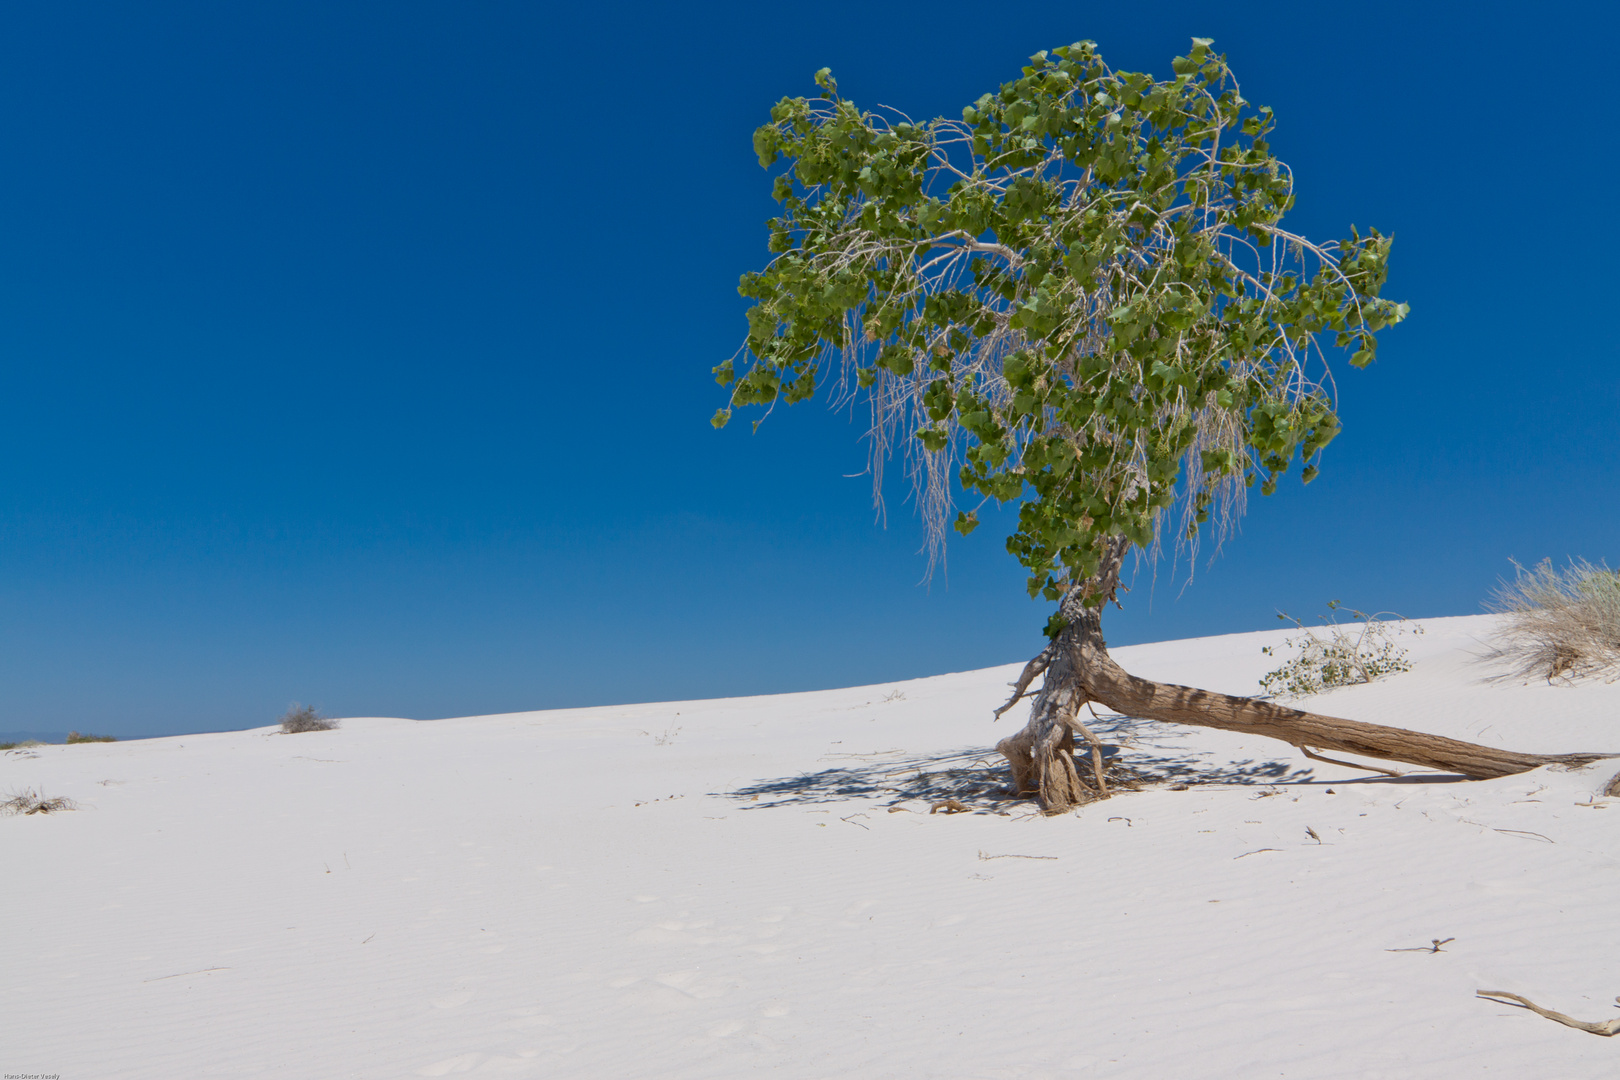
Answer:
top-left (997, 539), bottom-right (1617, 814)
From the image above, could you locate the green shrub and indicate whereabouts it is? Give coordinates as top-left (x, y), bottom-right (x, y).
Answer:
top-left (65, 731), bottom-right (117, 744)
top-left (1259, 603), bottom-right (1421, 698)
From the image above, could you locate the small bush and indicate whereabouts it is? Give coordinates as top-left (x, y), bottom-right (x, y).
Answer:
top-left (1259, 602), bottom-right (1421, 698)
top-left (279, 703), bottom-right (337, 734)
top-left (66, 731), bottom-right (117, 744)
top-left (0, 739), bottom-right (44, 751)
top-left (1, 787), bottom-right (77, 815)
top-left (1483, 558), bottom-right (1620, 682)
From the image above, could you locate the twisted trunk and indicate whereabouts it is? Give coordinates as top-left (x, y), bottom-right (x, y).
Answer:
top-left (998, 539), bottom-right (1617, 814)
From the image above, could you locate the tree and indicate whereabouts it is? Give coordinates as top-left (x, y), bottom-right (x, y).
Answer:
top-left (715, 40), bottom-right (1612, 812)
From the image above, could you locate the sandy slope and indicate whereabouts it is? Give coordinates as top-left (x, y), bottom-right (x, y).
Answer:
top-left (4, 614), bottom-right (1618, 1078)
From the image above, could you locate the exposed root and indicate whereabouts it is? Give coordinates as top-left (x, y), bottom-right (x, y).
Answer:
top-left (1477, 990), bottom-right (1620, 1036)
top-left (995, 724), bottom-right (1094, 814)
top-left (1073, 715), bottom-right (1110, 797)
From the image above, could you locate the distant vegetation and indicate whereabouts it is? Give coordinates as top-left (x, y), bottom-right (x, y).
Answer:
top-left (66, 731), bottom-right (117, 744)
top-left (1485, 559), bottom-right (1620, 682)
top-left (280, 704), bottom-right (337, 733)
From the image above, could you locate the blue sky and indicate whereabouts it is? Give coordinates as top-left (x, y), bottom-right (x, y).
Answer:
top-left (0, 0), bottom-right (1614, 737)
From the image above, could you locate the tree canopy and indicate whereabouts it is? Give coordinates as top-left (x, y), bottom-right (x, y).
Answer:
top-left (716, 39), bottom-right (1407, 617)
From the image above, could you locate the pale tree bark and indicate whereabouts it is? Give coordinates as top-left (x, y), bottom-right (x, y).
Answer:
top-left (998, 538), bottom-right (1617, 814)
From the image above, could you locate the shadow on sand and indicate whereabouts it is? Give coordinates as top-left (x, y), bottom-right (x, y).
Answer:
top-left (720, 711), bottom-right (1457, 814)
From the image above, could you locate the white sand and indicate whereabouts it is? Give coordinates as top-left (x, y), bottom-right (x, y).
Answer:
top-left (5, 614), bottom-right (1618, 1078)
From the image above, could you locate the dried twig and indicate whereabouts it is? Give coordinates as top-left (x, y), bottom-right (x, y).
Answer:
top-left (142, 967), bottom-right (230, 983)
top-left (1387, 937), bottom-right (1454, 953)
top-left (1476, 990), bottom-right (1620, 1036)
top-left (1460, 819), bottom-right (1555, 844)
top-left (1233, 848), bottom-right (1281, 860)
top-left (977, 850), bottom-right (1057, 861)
top-left (1299, 744), bottom-right (1404, 778)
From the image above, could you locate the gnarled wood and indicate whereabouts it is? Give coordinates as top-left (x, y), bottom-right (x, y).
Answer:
top-left (998, 539), bottom-right (1618, 814)
top-left (991, 634), bottom-right (1095, 809)
top-left (993, 642), bottom-right (1057, 720)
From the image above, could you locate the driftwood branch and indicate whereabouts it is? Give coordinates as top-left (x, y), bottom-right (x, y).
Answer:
top-left (1476, 990), bottom-right (1620, 1036)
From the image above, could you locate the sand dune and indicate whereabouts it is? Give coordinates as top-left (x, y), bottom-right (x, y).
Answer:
top-left (5, 614), bottom-right (1618, 1078)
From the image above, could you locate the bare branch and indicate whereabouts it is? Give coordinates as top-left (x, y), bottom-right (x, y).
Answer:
top-left (995, 643), bottom-right (1058, 719)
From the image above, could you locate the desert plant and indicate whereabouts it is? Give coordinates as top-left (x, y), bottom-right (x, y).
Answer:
top-left (1259, 603), bottom-right (1420, 698)
top-left (279, 703), bottom-right (337, 733)
top-left (718, 38), bottom-right (1614, 811)
top-left (0, 740), bottom-right (44, 751)
top-left (66, 731), bottom-right (117, 744)
top-left (1483, 559), bottom-right (1620, 682)
top-left (1, 787), bottom-right (77, 815)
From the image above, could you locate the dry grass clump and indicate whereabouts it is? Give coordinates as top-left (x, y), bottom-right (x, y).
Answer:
top-left (0, 739), bottom-right (45, 751)
top-left (280, 703), bottom-right (338, 733)
top-left (1484, 559), bottom-right (1620, 682)
top-left (66, 731), bottom-right (117, 744)
top-left (1, 787), bottom-right (77, 815)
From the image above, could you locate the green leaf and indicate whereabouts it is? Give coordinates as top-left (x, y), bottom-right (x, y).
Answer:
top-left (716, 43), bottom-right (1401, 599)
